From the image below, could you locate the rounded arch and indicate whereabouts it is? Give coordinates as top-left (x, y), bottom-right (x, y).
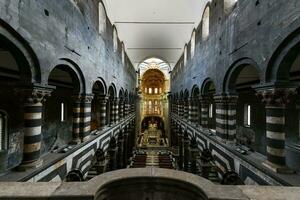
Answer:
top-left (191, 85), bottom-right (200, 98)
top-left (113, 25), bottom-right (118, 53)
top-left (137, 56), bottom-right (171, 72)
top-left (108, 83), bottom-right (117, 98)
top-left (98, 0), bottom-right (107, 35)
top-left (201, 3), bottom-right (211, 40)
top-left (49, 58), bottom-right (86, 94)
top-left (201, 78), bottom-right (216, 95)
top-left (223, 58), bottom-right (263, 94)
top-left (92, 78), bottom-right (107, 96)
top-left (119, 87), bottom-right (125, 98)
top-left (266, 27), bottom-right (300, 83)
top-left (0, 19), bottom-right (41, 84)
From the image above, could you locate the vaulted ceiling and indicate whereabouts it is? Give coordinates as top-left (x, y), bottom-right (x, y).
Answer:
top-left (102, 0), bottom-right (209, 69)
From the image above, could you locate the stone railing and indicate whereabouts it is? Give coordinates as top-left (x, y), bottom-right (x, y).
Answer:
top-left (171, 114), bottom-right (300, 186)
top-left (0, 114), bottom-right (136, 182)
top-left (0, 168), bottom-right (298, 200)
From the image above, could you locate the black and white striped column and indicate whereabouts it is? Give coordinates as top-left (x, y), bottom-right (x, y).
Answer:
top-left (188, 98), bottom-right (198, 125)
top-left (72, 95), bottom-right (82, 144)
top-left (199, 96), bottom-right (209, 128)
top-left (257, 87), bottom-right (296, 172)
top-left (177, 100), bottom-right (181, 116)
top-left (125, 100), bottom-right (130, 116)
top-left (119, 98), bottom-right (124, 120)
top-left (80, 94), bottom-right (93, 142)
top-left (99, 95), bottom-right (108, 128)
top-left (179, 100), bottom-right (184, 118)
top-left (19, 87), bottom-right (51, 168)
top-left (109, 98), bottom-right (114, 125)
top-left (184, 100), bottom-right (189, 120)
top-left (226, 96), bottom-right (238, 142)
top-left (114, 98), bottom-right (119, 123)
top-left (214, 95), bottom-right (227, 141)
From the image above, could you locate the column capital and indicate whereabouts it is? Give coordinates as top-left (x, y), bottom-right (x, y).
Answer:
top-left (256, 87), bottom-right (296, 107)
top-left (213, 94), bottom-right (238, 103)
top-left (16, 86), bottom-right (53, 104)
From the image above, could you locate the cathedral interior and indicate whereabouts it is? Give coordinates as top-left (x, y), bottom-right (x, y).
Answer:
top-left (0, 0), bottom-right (300, 199)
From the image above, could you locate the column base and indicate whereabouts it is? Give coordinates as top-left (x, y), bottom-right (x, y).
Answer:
top-left (17, 159), bottom-right (43, 171)
top-left (262, 160), bottom-right (295, 174)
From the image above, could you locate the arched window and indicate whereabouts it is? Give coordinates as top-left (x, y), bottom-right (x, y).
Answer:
top-left (191, 30), bottom-right (196, 58)
top-left (0, 111), bottom-right (8, 151)
top-left (224, 0), bottom-right (237, 15)
top-left (183, 45), bottom-right (188, 66)
top-left (121, 43), bottom-right (125, 65)
top-left (202, 7), bottom-right (210, 40)
top-left (113, 27), bottom-right (118, 52)
top-left (98, 2), bottom-right (107, 34)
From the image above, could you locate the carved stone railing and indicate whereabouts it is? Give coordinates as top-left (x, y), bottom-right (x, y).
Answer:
top-left (0, 168), bottom-right (298, 200)
top-left (0, 114), bottom-right (136, 182)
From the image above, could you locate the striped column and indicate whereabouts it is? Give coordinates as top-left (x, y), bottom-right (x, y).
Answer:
top-left (119, 99), bottom-right (124, 120)
top-left (214, 95), bottom-right (228, 141)
top-left (114, 98), bottom-right (119, 123)
top-left (99, 95), bottom-right (108, 128)
top-left (80, 95), bottom-right (93, 142)
top-left (109, 98), bottom-right (114, 125)
top-left (72, 95), bottom-right (82, 144)
top-left (184, 100), bottom-right (189, 120)
top-left (227, 96), bottom-right (238, 142)
top-left (125, 101), bottom-right (130, 116)
top-left (177, 100), bottom-right (180, 115)
top-left (188, 98), bottom-right (193, 123)
top-left (189, 98), bottom-right (198, 125)
top-left (179, 100), bottom-right (183, 117)
top-left (199, 96), bottom-right (209, 128)
top-left (257, 87), bottom-right (296, 172)
top-left (19, 87), bottom-right (51, 169)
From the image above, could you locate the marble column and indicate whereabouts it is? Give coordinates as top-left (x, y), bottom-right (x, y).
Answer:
top-left (199, 96), bottom-right (209, 128)
top-left (256, 87), bottom-right (296, 173)
top-left (99, 95), bottom-right (108, 129)
top-left (80, 94), bottom-right (93, 142)
top-left (18, 87), bottom-right (52, 169)
top-left (72, 95), bottom-right (82, 144)
top-left (114, 98), bottom-right (119, 123)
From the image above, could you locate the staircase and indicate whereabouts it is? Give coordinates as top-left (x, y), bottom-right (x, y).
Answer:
top-left (131, 150), bottom-right (173, 169)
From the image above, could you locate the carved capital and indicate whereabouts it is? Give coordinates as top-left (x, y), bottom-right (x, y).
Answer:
top-left (16, 87), bottom-right (52, 104)
top-left (256, 88), bottom-right (296, 107)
